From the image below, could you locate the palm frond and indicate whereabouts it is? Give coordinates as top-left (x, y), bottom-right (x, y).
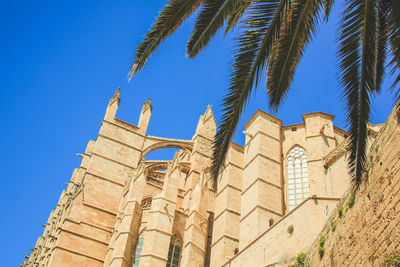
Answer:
top-left (211, 0), bottom-right (290, 181)
top-left (129, 0), bottom-right (204, 78)
top-left (338, 0), bottom-right (377, 185)
top-left (388, 0), bottom-right (400, 100)
top-left (266, 0), bottom-right (327, 111)
top-left (356, 0), bottom-right (377, 184)
top-left (323, 0), bottom-right (335, 21)
top-left (187, 0), bottom-right (240, 58)
top-left (338, 1), bottom-right (362, 185)
top-left (375, 0), bottom-right (389, 93)
top-left (224, 0), bottom-right (253, 34)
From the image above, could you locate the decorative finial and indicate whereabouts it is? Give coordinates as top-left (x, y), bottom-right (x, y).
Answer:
top-left (143, 99), bottom-right (153, 112)
top-left (109, 87), bottom-right (121, 106)
top-left (203, 104), bottom-right (214, 121)
top-left (114, 87), bottom-right (121, 99)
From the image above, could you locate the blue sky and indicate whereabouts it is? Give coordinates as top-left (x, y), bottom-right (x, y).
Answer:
top-left (0, 1), bottom-right (395, 265)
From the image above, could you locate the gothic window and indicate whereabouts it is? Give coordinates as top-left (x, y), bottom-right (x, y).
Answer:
top-left (166, 233), bottom-right (182, 267)
top-left (132, 233), bottom-right (144, 267)
top-left (287, 146), bottom-right (309, 210)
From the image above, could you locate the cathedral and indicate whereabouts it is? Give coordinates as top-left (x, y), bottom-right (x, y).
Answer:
top-left (23, 88), bottom-right (381, 267)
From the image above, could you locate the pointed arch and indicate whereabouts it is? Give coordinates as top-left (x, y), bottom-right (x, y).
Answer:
top-left (286, 145), bottom-right (310, 210)
top-left (285, 144), bottom-right (308, 157)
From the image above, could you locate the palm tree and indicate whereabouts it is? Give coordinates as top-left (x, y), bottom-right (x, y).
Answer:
top-left (129, 0), bottom-right (400, 186)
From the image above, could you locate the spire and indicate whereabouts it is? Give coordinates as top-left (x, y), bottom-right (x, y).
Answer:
top-left (142, 99), bottom-right (152, 113)
top-left (194, 105), bottom-right (217, 140)
top-left (109, 87), bottom-right (120, 106)
top-left (138, 99), bottom-right (153, 134)
top-left (204, 105), bottom-right (214, 122)
top-left (104, 87), bottom-right (120, 121)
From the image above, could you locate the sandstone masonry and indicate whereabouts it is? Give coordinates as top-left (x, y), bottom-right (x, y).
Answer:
top-left (22, 88), bottom-right (386, 267)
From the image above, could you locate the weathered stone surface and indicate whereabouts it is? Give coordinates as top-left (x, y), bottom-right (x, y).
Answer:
top-left (24, 88), bottom-right (394, 267)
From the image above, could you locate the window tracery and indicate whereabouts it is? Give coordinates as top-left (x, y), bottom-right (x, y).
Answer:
top-left (166, 233), bottom-right (182, 267)
top-left (132, 233), bottom-right (144, 267)
top-left (287, 146), bottom-right (309, 210)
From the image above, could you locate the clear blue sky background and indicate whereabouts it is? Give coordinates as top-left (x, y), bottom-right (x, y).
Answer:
top-left (0, 1), bottom-right (395, 265)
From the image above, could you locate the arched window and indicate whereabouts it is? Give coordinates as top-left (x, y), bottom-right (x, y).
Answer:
top-left (166, 233), bottom-right (182, 267)
top-left (287, 146), bottom-right (309, 210)
top-left (132, 233), bottom-right (144, 267)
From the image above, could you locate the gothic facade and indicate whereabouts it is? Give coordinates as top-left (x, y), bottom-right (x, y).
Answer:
top-left (23, 88), bottom-right (381, 267)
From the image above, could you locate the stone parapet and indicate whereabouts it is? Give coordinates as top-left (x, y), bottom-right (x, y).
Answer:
top-left (223, 197), bottom-right (340, 266)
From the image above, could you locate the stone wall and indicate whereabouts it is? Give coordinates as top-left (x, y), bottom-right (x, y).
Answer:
top-left (305, 106), bottom-right (400, 266)
top-left (222, 197), bottom-right (340, 267)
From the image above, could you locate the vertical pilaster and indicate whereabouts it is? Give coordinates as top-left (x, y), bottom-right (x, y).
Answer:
top-left (138, 99), bottom-right (152, 135)
top-left (240, 111), bottom-right (283, 249)
top-left (183, 106), bottom-right (216, 217)
top-left (104, 88), bottom-right (120, 121)
top-left (210, 144), bottom-right (243, 266)
top-left (180, 174), bottom-right (209, 267)
top-left (180, 105), bottom-right (216, 266)
top-left (138, 163), bottom-right (180, 267)
top-left (106, 171), bottom-right (146, 267)
top-left (303, 113), bottom-right (336, 197)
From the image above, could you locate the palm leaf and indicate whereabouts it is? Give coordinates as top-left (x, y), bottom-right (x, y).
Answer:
top-left (338, 0), bottom-right (377, 185)
top-left (129, 0), bottom-right (204, 78)
top-left (267, 0), bottom-right (327, 111)
top-left (388, 0), bottom-right (400, 100)
top-left (187, 0), bottom-right (240, 58)
top-left (211, 0), bottom-right (291, 180)
top-left (224, 0), bottom-right (253, 34)
top-left (338, 1), bottom-right (362, 185)
top-left (323, 0), bottom-right (335, 21)
top-left (356, 0), bottom-right (377, 184)
top-left (375, 0), bottom-right (389, 93)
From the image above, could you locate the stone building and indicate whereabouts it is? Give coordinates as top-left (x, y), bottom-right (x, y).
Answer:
top-left (23, 88), bottom-right (381, 267)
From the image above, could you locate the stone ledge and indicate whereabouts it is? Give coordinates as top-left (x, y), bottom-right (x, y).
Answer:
top-left (183, 240), bottom-right (206, 254)
top-left (144, 228), bottom-right (173, 237)
top-left (109, 255), bottom-right (130, 266)
top-left (53, 246), bottom-right (104, 263)
top-left (218, 161), bottom-right (243, 176)
top-left (61, 228), bottom-right (109, 246)
top-left (244, 130), bottom-right (281, 149)
top-left (140, 253), bottom-right (168, 262)
top-left (243, 110), bottom-right (282, 130)
top-left (241, 177), bottom-right (282, 196)
top-left (97, 133), bottom-right (142, 153)
top-left (243, 152), bottom-right (280, 170)
top-left (148, 210), bottom-right (175, 218)
top-left (65, 218), bottom-right (112, 233)
top-left (85, 170), bottom-right (125, 187)
top-left (83, 201), bottom-right (117, 216)
top-left (213, 208), bottom-right (240, 222)
top-left (184, 222), bottom-right (207, 233)
top-left (240, 205), bottom-right (283, 222)
top-left (91, 152), bottom-right (136, 170)
top-left (211, 234), bottom-right (239, 248)
top-left (216, 184), bottom-right (241, 198)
